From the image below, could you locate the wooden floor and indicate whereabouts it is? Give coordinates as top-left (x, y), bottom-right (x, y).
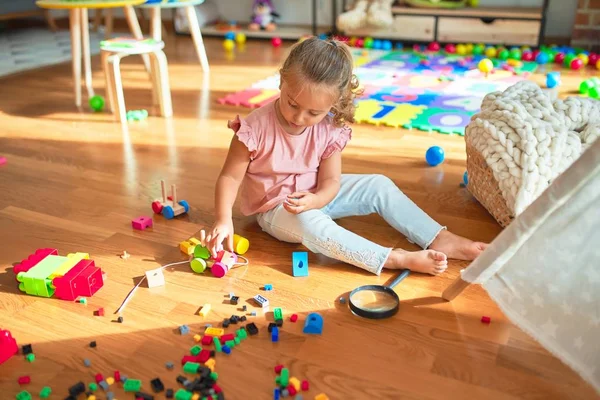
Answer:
top-left (0, 29), bottom-right (598, 400)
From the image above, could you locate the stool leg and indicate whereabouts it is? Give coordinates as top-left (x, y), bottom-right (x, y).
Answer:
top-left (69, 9), bottom-right (82, 107)
top-left (102, 51), bottom-right (116, 113)
top-left (150, 7), bottom-right (162, 41)
top-left (123, 6), bottom-right (151, 73)
top-left (109, 54), bottom-right (128, 124)
top-left (150, 54), bottom-right (161, 107)
top-left (185, 5), bottom-right (209, 73)
top-left (153, 50), bottom-right (173, 118)
top-left (104, 8), bottom-right (114, 40)
top-left (81, 8), bottom-right (95, 100)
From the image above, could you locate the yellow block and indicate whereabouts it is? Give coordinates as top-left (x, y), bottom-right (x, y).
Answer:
top-left (289, 377), bottom-right (300, 391)
top-left (49, 252), bottom-right (89, 279)
top-left (192, 395), bottom-right (200, 400)
top-left (180, 237), bottom-right (201, 255)
top-left (106, 377), bottom-right (114, 385)
top-left (193, 334), bottom-right (202, 343)
top-left (315, 394), bottom-right (330, 400)
top-left (205, 358), bottom-right (216, 371)
top-left (199, 303), bottom-right (211, 317)
top-left (205, 327), bottom-right (224, 336)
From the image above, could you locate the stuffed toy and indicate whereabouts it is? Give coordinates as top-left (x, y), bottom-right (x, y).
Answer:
top-left (337, 0), bottom-right (395, 32)
top-left (248, 0), bottom-right (280, 31)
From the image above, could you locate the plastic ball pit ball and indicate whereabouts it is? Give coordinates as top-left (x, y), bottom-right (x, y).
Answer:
top-left (425, 146), bottom-right (445, 167)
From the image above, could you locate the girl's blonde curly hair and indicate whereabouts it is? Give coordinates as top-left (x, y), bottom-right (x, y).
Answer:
top-left (279, 36), bottom-right (362, 127)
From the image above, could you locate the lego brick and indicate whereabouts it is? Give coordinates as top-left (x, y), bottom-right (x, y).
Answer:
top-left (205, 327), bottom-right (224, 337)
top-left (290, 314), bottom-right (298, 323)
top-left (0, 330), bottom-right (18, 364)
top-left (271, 327), bottom-right (279, 342)
top-left (314, 394), bottom-right (329, 400)
top-left (303, 313), bottom-right (323, 334)
top-left (230, 296), bottom-right (239, 305)
top-left (53, 259), bottom-right (102, 301)
top-left (246, 323), bottom-right (259, 336)
top-left (179, 325), bottom-right (190, 335)
top-left (135, 391), bottom-right (154, 400)
top-left (253, 294), bottom-right (269, 308)
top-left (289, 377), bottom-right (300, 391)
top-left (300, 380), bottom-right (309, 391)
top-left (21, 344), bottom-right (32, 355)
top-left (13, 248), bottom-right (58, 275)
top-left (18, 376), bottom-right (31, 385)
top-left (150, 378), bottom-right (165, 393)
top-left (199, 303), bottom-right (211, 317)
top-left (222, 345), bottom-right (231, 354)
top-left (132, 216), bottom-right (153, 230)
top-left (273, 307), bottom-right (283, 322)
top-left (39, 387), bottom-right (52, 399)
top-left (264, 284), bottom-right (273, 291)
top-left (69, 382), bottom-right (85, 396)
top-left (197, 349), bottom-right (211, 363)
top-left (94, 373), bottom-right (103, 383)
top-left (201, 335), bottom-right (213, 346)
top-left (123, 379), bottom-right (142, 392)
top-left (292, 252), bottom-right (308, 277)
top-left (106, 377), bottom-right (114, 385)
top-left (15, 391), bottom-right (31, 400)
top-left (49, 252), bottom-right (89, 280)
top-left (213, 336), bottom-right (222, 353)
top-left (114, 371), bottom-right (120, 381)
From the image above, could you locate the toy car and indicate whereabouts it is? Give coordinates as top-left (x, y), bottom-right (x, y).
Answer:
top-left (151, 180), bottom-right (189, 219)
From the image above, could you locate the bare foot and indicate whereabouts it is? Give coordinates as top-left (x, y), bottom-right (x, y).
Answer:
top-left (384, 248), bottom-right (448, 276)
top-left (429, 230), bottom-right (488, 261)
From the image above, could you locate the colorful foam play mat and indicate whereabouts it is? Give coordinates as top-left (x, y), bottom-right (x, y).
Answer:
top-left (218, 49), bottom-right (537, 135)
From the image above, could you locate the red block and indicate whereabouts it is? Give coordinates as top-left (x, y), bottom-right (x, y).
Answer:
top-left (181, 355), bottom-right (197, 365)
top-left (290, 314), bottom-right (298, 323)
top-left (219, 333), bottom-right (235, 345)
top-left (13, 248), bottom-right (58, 276)
top-left (274, 364), bottom-right (284, 374)
top-left (95, 308), bottom-right (105, 317)
top-left (198, 349), bottom-right (211, 363)
top-left (18, 376), bottom-right (30, 385)
top-left (287, 384), bottom-right (297, 396)
top-left (213, 384), bottom-right (222, 393)
top-left (114, 370), bottom-right (121, 382)
top-left (201, 335), bottom-right (213, 346)
top-left (0, 329), bottom-right (18, 365)
top-left (301, 380), bottom-right (309, 391)
top-left (95, 373), bottom-right (104, 383)
top-left (481, 316), bottom-right (491, 324)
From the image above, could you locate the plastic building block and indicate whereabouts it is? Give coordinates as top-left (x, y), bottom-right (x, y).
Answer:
top-left (237, 328), bottom-right (248, 340)
top-left (274, 364), bottom-right (284, 374)
top-left (230, 296), bottom-right (239, 305)
top-left (90, 341), bottom-right (97, 348)
top-left (99, 380), bottom-right (109, 391)
top-left (225, 340), bottom-right (235, 348)
top-left (254, 294), bottom-right (269, 308)
top-left (0, 329), bottom-right (18, 364)
top-left (213, 336), bottom-right (222, 353)
top-left (292, 252), bottom-right (308, 277)
top-left (95, 308), bottom-right (105, 317)
top-left (84, 359), bottom-right (91, 367)
top-left (18, 376), bottom-right (30, 385)
top-left (114, 371), bottom-right (120, 381)
top-left (94, 374), bottom-right (104, 384)
top-left (205, 327), bottom-right (224, 336)
top-left (134, 392), bottom-right (154, 400)
top-left (190, 345), bottom-right (202, 356)
top-left (481, 316), bottom-right (491, 324)
top-left (89, 382), bottom-right (98, 391)
top-left (179, 325), bottom-right (190, 335)
top-left (179, 238), bottom-right (201, 256)
top-left (145, 268), bottom-right (165, 288)
top-left (251, 311), bottom-right (257, 316)
top-left (201, 335), bottom-right (213, 346)
top-left (106, 377), bottom-right (115, 385)
top-left (197, 349), bottom-right (211, 363)
top-left (222, 319), bottom-right (230, 328)
top-left (69, 382), bottom-right (85, 396)
top-left (271, 326), bottom-right (279, 342)
top-left (165, 362), bottom-right (174, 370)
top-left (151, 378), bottom-right (165, 393)
top-left (303, 313), bottom-right (323, 334)
top-left (15, 391), bottom-right (31, 400)
top-left (175, 389), bottom-right (192, 400)
top-left (315, 394), bottom-right (329, 400)
top-left (268, 323), bottom-right (276, 333)
top-left (21, 344), bottom-right (32, 355)
top-left (280, 368), bottom-right (289, 386)
top-left (132, 216), bottom-right (153, 230)
top-left (199, 303), bottom-right (211, 317)
top-left (290, 314), bottom-right (298, 323)
top-left (17, 254), bottom-right (68, 297)
top-left (25, 353), bottom-right (35, 362)
top-left (276, 319), bottom-right (283, 327)
top-left (210, 371), bottom-right (218, 381)
top-left (53, 258), bottom-right (104, 301)
top-left (264, 284), bottom-right (273, 291)
top-left (166, 389), bottom-right (174, 398)
top-left (274, 388), bottom-right (281, 400)
top-left (79, 298), bottom-right (87, 304)
top-left (301, 380), bottom-right (309, 391)
top-left (181, 355), bottom-right (197, 365)
top-left (39, 387), bottom-right (52, 399)
top-left (295, 396), bottom-right (303, 400)
top-left (222, 345), bottom-right (231, 354)
top-left (123, 379), bottom-right (142, 392)
top-left (281, 389), bottom-right (289, 397)
top-left (117, 316), bottom-right (123, 323)
top-left (120, 374), bottom-right (128, 383)
top-left (273, 307), bottom-right (283, 322)
top-left (288, 384), bottom-right (297, 396)
top-left (193, 334), bottom-right (201, 343)
top-left (246, 323), bottom-right (259, 335)
top-left (289, 377), bottom-right (300, 391)
top-left (219, 333), bottom-right (235, 344)
top-left (242, 305), bottom-right (247, 312)
top-left (13, 248), bottom-right (58, 275)
top-left (49, 252), bottom-right (89, 280)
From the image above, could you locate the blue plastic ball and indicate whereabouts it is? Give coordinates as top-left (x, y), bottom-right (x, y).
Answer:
top-left (463, 171), bottom-right (468, 185)
top-left (224, 31), bottom-right (235, 41)
top-left (425, 146), bottom-right (445, 166)
top-left (395, 42), bottom-right (404, 50)
top-left (318, 33), bottom-right (328, 40)
top-left (373, 39), bottom-right (382, 50)
top-left (382, 40), bottom-right (393, 51)
top-left (535, 52), bottom-right (549, 64)
top-left (546, 72), bottom-right (560, 89)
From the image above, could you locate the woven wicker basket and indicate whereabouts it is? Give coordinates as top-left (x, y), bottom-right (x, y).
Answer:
top-left (465, 141), bottom-right (514, 227)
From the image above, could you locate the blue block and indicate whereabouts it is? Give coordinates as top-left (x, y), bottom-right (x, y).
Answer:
top-left (271, 326), bottom-right (279, 342)
top-left (222, 345), bottom-right (231, 354)
top-left (292, 252), bottom-right (308, 277)
top-left (83, 359), bottom-right (91, 367)
top-left (303, 312), bottom-right (323, 335)
top-left (264, 284), bottom-right (273, 291)
top-left (274, 388), bottom-right (281, 400)
top-left (179, 325), bottom-right (189, 335)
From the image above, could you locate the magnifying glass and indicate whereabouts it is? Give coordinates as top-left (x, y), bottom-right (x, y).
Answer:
top-left (348, 269), bottom-right (410, 319)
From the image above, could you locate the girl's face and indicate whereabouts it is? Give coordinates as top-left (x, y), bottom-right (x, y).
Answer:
top-left (276, 77), bottom-right (336, 135)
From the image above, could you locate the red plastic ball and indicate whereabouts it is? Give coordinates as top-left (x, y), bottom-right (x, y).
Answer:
top-left (271, 37), bottom-right (282, 47)
top-left (589, 53), bottom-right (599, 66)
top-left (554, 52), bottom-right (565, 64)
top-left (444, 43), bottom-right (456, 53)
top-left (570, 58), bottom-right (584, 70)
top-left (521, 51), bottom-right (533, 61)
top-left (427, 41), bottom-right (440, 52)
top-left (355, 38), bottom-right (364, 48)
top-left (531, 50), bottom-right (540, 60)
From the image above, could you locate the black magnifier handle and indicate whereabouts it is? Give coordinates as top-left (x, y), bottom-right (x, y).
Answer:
top-left (386, 269), bottom-right (410, 289)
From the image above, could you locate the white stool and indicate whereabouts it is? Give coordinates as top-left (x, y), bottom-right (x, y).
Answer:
top-left (101, 37), bottom-right (173, 124)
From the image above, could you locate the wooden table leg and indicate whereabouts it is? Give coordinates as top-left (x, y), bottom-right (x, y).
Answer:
top-left (69, 9), bottom-right (82, 107)
top-left (80, 8), bottom-right (95, 100)
top-left (185, 5), bottom-right (209, 73)
top-left (441, 275), bottom-right (471, 302)
top-left (124, 5), bottom-right (151, 73)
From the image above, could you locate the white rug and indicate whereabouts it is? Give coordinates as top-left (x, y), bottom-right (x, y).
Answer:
top-left (0, 28), bottom-right (103, 78)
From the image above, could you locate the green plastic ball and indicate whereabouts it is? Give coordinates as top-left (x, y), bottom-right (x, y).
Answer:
top-left (89, 95), bottom-right (105, 112)
top-left (564, 54), bottom-right (576, 67)
top-left (509, 48), bottom-right (522, 60)
top-left (363, 37), bottom-right (374, 49)
top-left (498, 49), bottom-right (509, 60)
top-left (472, 44), bottom-right (485, 56)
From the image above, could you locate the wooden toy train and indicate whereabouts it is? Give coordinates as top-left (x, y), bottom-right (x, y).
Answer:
top-left (13, 248), bottom-right (104, 300)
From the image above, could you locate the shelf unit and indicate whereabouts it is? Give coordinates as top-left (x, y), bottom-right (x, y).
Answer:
top-left (339, 0), bottom-right (550, 47)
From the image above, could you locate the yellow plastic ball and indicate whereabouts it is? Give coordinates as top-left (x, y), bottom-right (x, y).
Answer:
top-left (478, 58), bottom-right (494, 73)
top-left (577, 53), bottom-right (589, 66)
top-left (465, 43), bottom-right (474, 54)
top-left (223, 39), bottom-right (235, 51)
top-left (456, 44), bottom-right (467, 55)
top-left (485, 47), bottom-right (497, 58)
top-left (235, 33), bottom-right (246, 44)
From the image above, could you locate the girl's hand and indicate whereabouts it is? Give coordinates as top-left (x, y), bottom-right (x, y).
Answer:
top-left (204, 219), bottom-right (234, 258)
top-left (283, 192), bottom-right (318, 214)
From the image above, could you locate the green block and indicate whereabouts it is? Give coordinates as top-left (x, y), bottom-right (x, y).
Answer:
top-left (273, 307), bottom-right (283, 322)
top-left (89, 382), bottom-right (98, 391)
top-left (39, 387), bottom-right (52, 399)
top-left (123, 379), bottom-right (142, 392)
top-left (193, 245), bottom-right (211, 259)
top-left (175, 389), bottom-right (193, 400)
top-left (280, 368), bottom-right (289, 387)
top-left (16, 391), bottom-right (31, 400)
top-left (225, 340), bottom-right (235, 348)
top-left (237, 328), bottom-right (247, 340)
top-left (234, 337), bottom-right (240, 345)
top-left (183, 362), bottom-right (200, 374)
top-left (79, 298), bottom-right (87, 304)
top-left (210, 371), bottom-right (218, 381)
top-left (190, 345), bottom-right (202, 356)
top-left (24, 255), bottom-right (68, 279)
top-left (34, 278), bottom-right (54, 298)
top-left (25, 353), bottom-right (35, 362)
top-left (213, 336), bottom-right (222, 352)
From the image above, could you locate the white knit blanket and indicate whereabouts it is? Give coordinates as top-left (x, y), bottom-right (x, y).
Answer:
top-left (466, 81), bottom-right (600, 215)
